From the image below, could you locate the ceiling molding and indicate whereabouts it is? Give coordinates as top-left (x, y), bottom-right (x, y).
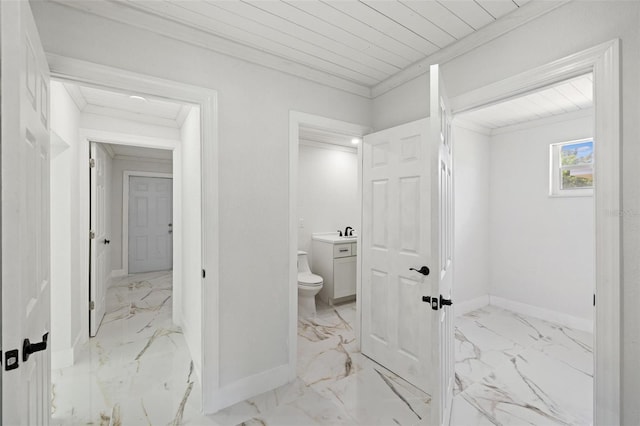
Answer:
top-left (113, 154), bottom-right (172, 164)
top-left (102, 142), bottom-right (116, 158)
top-left (175, 104), bottom-right (192, 128)
top-left (299, 139), bottom-right (357, 153)
top-left (453, 118), bottom-right (492, 136)
top-left (489, 106), bottom-right (593, 136)
top-left (50, 0), bottom-right (372, 98)
top-left (370, 0), bottom-right (570, 98)
top-left (82, 105), bottom-right (180, 128)
top-left (49, 0), bottom-right (569, 101)
top-left (62, 82), bottom-right (87, 110)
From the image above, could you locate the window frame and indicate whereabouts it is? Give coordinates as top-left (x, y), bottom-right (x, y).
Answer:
top-left (549, 138), bottom-right (594, 197)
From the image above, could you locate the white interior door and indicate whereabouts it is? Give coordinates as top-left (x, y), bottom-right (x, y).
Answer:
top-left (361, 118), bottom-right (431, 392)
top-left (360, 64), bottom-right (455, 426)
top-left (129, 176), bottom-right (173, 274)
top-left (1, 1), bottom-right (52, 424)
top-left (430, 63), bottom-right (455, 426)
top-left (89, 142), bottom-right (109, 337)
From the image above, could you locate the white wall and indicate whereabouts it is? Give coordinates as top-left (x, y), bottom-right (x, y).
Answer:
top-left (33, 3), bottom-right (372, 402)
top-left (488, 113), bottom-right (594, 324)
top-left (452, 125), bottom-right (491, 312)
top-left (110, 156), bottom-right (173, 273)
top-left (50, 81), bottom-right (83, 368)
top-left (179, 106), bottom-right (202, 378)
top-left (370, 3), bottom-right (640, 421)
top-left (297, 143), bottom-right (358, 257)
top-left (81, 113), bottom-right (181, 141)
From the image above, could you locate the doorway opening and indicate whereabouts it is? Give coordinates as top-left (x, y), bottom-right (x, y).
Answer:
top-left (447, 39), bottom-right (619, 426)
top-left (48, 78), bottom-right (213, 423)
top-left (451, 73), bottom-right (595, 425)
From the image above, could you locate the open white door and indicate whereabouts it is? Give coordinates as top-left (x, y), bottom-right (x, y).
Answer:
top-left (361, 118), bottom-right (431, 391)
top-left (89, 142), bottom-right (109, 337)
top-left (1, 1), bottom-right (52, 424)
top-left (361, 63), bottom-right (455, 426)
top-left (430, 63), bottom-right (455, 426)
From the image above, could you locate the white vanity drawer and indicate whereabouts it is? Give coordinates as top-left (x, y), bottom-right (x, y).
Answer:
top-left (333, 243), bottom-right (352, 258)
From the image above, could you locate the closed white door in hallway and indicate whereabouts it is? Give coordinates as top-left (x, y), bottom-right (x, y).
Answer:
top-left (128, 176), bottom-right (173, 273)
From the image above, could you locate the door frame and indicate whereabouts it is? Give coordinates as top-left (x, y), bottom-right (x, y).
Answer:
top-left (47, 54), bottom-right (220, 411)
top-left (122, 171), bottom-right (174, 275)
top-left (449, 39), bottom-right (620, 425)
top-left (79, 131), bottom-right (180, 340)
top-left (287, 111), bottom-right (370, 380)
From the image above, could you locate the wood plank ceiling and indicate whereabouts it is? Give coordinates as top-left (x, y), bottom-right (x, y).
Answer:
top-left (122, 0), bottom-right (528, 86)
top-left (52, 0), bottom-right (542, 96)
top-left (457, 73), bottom-right (593, 130)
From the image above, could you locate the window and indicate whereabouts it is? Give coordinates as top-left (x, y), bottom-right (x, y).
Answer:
top-left (550, 139), bottom-right (594, 196)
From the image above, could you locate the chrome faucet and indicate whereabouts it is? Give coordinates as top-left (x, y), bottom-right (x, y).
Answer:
top-left (344, 226), bottom-right (353, 237)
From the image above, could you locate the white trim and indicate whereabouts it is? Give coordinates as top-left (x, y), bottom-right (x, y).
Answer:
top-left (113, 154), bottom-right (172, 164)
top-left (490, 108), bottom-right (594, 136)
top-left (455, 295), bottom-right (490, 317)
top-left (489, 296), bottom-right (593, 333)
top-left (49, 55), bottom-right (220, 414)
top-left (111, 269), bottom-right (126, 279)
top-left (371, 1), bottom-right (569, 98)
top-left (450, 39), bottom-right (621, 425)
top-left (48, 2), bottom-right (372, 98)
top-left (288, 111), bottom-right (370, 383)
top-left (122, 171), bottom-right (173, 276)
top-left (207, 364), bottom-right (291, 413)
top-left (298, 139), bottom-right (357, 153)
top-left (79, 131), bottom-right (180, 340)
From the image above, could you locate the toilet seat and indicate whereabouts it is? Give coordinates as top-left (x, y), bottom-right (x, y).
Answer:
top-left (298, 273), bottom-right (323, 286)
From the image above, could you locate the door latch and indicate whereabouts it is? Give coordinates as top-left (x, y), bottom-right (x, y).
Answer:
top-left (4, 349), bottom-right (19, 371)
top-left (422, 296), bottom-right (439, 311)
top-left (23, 332), bottom-right (48, 362)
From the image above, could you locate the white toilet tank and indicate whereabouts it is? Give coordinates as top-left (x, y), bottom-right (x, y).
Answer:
top-left (297, 250), bottom-right (311, 273)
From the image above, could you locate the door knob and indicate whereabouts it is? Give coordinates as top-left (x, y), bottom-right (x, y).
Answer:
top-left (409, 266), bottom-right (430, 276)
top-left (440, 295), bottom-right (453, 308)
top-left (104, 239), bottom-right (110, 245)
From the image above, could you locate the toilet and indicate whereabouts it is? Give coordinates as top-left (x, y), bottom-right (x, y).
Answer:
top-left (297, 251), bottom-right (323, 318)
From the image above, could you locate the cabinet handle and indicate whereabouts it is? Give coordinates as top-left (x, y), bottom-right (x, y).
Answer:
top-left (339, 248), bottom-right (349, 252)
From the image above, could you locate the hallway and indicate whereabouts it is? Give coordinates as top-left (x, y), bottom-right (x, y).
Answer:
top-left (51, 271), bottom-right (207, 424)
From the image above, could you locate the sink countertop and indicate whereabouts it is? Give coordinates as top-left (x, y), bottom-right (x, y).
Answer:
top-left (311, 233), bottom-right (357, 244)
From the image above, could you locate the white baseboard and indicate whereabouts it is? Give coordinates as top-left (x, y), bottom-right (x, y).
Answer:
top-left (52, 348), bottom-right (74, 370)
top-left (111, 269), bottom-right (127, 278)
top-left (489, 295), bottom-right (593, 333)
top-left (52, 331), bottom-right (84, 370)
top-left (455, 295), bottom-right (490, 316)
top-left (203, 364), bottom-right (291, 414)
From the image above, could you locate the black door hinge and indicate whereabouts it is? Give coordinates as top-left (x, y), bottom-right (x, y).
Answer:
top-left (202, 269), bottom-right (206, 279)
top-left (593, 294), bottom-right (596, 306)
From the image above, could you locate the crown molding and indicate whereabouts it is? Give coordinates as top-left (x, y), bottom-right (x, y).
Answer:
top-left (370, 0), bottom-right (570, 98)
top-left (50, 0), bottom-right (372, 99)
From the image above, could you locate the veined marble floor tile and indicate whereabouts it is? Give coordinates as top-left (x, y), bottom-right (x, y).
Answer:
top-left (54, 281), bottom-right (591, 426)
top-left (453, 305), bottom-right (594, 426)
top-left (51, 271), bottom-right (210, 426)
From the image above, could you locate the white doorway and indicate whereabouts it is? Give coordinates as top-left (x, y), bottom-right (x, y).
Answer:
top-left (451, 73), bottom-right (595, 425)
top-left (126, 174), bottom-right (174, 274)
top-left (448, 40), bottom-right (620, 425)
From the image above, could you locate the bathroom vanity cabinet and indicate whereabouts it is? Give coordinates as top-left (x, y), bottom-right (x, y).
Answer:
top-left (311, 234), bottom-right (357, 305)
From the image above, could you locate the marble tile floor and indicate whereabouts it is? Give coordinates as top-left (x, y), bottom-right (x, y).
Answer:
top-left (52, 275), bottom-right (592, 426)
top-left (451, 305), bottom-right (593, 426)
